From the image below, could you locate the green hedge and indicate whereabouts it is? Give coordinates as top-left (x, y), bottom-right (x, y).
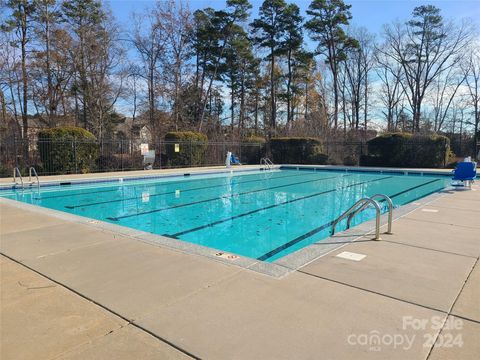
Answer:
top-left (269, 137), bottom-right (328, 164)
top-left (164, 131), bottom-right (208, 167)
top-left (38, 126), bottom-right (98, 174)
top-left (360, 133), bottom-right (451, 168)
top-left (241, 136), bottom-right (266, 164)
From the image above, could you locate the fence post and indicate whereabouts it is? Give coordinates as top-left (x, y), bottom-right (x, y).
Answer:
top-left (73, 139), bottom-right (78, 174)
top-left (444, 138), bottom-right (448, 168)
top-left (13, 133), bottom-right (18, 169)
top-left (190, 140), bottom-right (193, 167)
top-left (120, 140), bottom-right (124, 171)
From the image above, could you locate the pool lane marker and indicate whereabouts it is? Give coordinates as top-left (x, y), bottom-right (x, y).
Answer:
top-left (106, 174), bottom-right (355, 221)
top-left (64, 171), bottom-right (325, 209)
top-left (166, 176), bottom-right (392, 238)
top-left (256, 178), bottom-right (443, 261)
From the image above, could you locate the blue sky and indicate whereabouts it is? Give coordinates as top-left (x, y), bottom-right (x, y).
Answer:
top-left (107, 0), bottom-right (480, 36)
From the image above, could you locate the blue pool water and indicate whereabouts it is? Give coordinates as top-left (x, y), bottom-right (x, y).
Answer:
top-left (1, 168), bottom-right (450, 262)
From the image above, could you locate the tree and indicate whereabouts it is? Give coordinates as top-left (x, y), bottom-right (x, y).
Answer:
top-left (156, 0), bottom-right (192, 130)
top-left (30, 0), bottom-right (66, 125)
top-left (1, 0), bottom-right (36, 155)
top-left (131, 5), bottom-right (165, 138)
top-left (221, 24), bottom-right (256, 138)
top-left (464, 49), bottom-right (480, 159)
top-left (341, 27), bottom-right (375, 136)
top-left (251, 0), bottom-right (288, 136)
top-left (375, 41), bottom-right (405, 132)
top-left (61, 0), bottom-right (105, 129)
top-left (382, 5), bottom-right (471, 132)
top-left (305, 0), bottom-right (358, 130)
top-left (281, 4), bottom-right (303, 126)
top-left (62, 0), bottom-right (125, 139)
top-left (429, 65), bottom-right (466, 132)
top-left (196, 0), bottom-right (252, 132)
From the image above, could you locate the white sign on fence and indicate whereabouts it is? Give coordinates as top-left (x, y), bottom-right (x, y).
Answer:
top-left (140, 143), bottom-right (149, 155)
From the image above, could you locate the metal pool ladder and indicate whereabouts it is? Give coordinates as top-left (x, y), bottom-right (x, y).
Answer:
top-left (29, 167), bottom-right (40, 189)
top-left (260, 157), bottom-right (274, 170)
top-left (13, 167), bottom-right (40, 189)
top-left (331, 194), bottom-right (394, 240)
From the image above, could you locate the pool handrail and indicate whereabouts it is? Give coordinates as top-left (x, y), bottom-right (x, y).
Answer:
top-left (29, 167), bottom-right (40, 189)
top-left (13, 167), bottom-right (24, 189)
top-left (260, 157), bottom-right (274, 170)
top-left (346, 194), bottom-right (393, 234)
top-left (332, 197), bottom-right (382, 240)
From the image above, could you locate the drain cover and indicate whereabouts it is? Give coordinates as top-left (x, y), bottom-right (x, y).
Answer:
top-left (421, 208), bottom-right (439, 213)
top-left (336, 251), bottom-right (366, 261)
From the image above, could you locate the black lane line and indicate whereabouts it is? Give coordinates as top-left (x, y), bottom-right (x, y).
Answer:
top-left (35, 187), bottom-right (120, 200)
top-left (257, 221), bottom-right (336, 261)
top-left (37, 169), bottom-right (292, 201)
top-left (106, 174), bottom-right (356, 221)
top-left (388, 178), bottom-right (441, 199)
top-left (65, 171), bottom-right (328, 209)
top-left (256, 178), bottom-right (443, 261)
top-left (167, 176), bottom-right (392, 238)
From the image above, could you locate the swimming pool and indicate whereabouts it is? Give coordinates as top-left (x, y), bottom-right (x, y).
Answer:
top-left (1, 168), bottom-right (450, 262)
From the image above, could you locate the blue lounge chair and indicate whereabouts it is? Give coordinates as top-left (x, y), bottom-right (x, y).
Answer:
top-left (452, 162), bottom-right (477, 188)
top-left (230, 154), bottom-right (241, 165)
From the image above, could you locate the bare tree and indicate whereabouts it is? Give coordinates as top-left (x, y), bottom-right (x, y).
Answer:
top-left (1, 0), bottom-right (36, 155)
top-left (464, 48), bottom-right (480, 159)
top-left (157, 0), bottom-right (192, 131)
top-left (374, 42), bottom-right (406, 132)
top-left (341, 26), bottom-right (375, 137)
top-left (429, 65), bottom-right (466, 132)
top-left (131, 7), bottom-right (165, 138)
top-left (382, 6), bottom-right (472, 132)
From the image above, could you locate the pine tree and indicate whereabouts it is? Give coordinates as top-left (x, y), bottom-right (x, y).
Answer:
top-left (251, 0), bottom-right (289, 136)
top-left (305, 0), bottom-right (358, 130)
top-left (280, 3), bottom-right (303, 126)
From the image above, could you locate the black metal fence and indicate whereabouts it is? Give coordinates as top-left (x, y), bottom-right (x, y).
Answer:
top-left (0, 137), bottom-right (266, 177)
top-left (1, 135), bottom-right (475, 178)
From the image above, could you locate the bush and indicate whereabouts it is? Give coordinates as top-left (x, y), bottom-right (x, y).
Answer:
top-left (241, 136), bottom-right (266, 164)
top-left (38, 126), bottom-right (98, 174)
top-left (96, 154), bottom-right (143, 172)
top-left (269, 137), bottom-right (328, 164)
top-left (360, 133), bottom-right (451, 168)
top-left (343, 155), bottom-right (358, 166)
top-left (164, 131), bottom-right (208, 167)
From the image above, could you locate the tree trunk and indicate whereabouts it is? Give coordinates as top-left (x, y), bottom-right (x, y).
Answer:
top-left (20, 10), bottom-right (29, 159)
top-left (270, 50), bottom-right (276, 137)
top-left (286, 49), bottom-right (292, 126)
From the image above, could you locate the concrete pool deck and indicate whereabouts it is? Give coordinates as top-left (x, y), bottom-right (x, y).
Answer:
top-left (1, 167), bottom-right (479, 359)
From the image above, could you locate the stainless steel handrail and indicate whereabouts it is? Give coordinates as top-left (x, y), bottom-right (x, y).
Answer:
top-left (29, 167), bottom-right (40, 189)
top-left (260, 157), bottom-right (274, 170)
top-left (346, 194), bottom-right (393, 234)
top-left (332, 197), bottom-right (382, 240)
top-left (13, 167), bottom-right (24, 188)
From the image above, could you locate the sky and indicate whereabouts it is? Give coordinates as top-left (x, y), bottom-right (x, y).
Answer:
top-left (107, 0), bottom-right (480, 37)
top-left (106, 0), bottom-right (480, 120)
